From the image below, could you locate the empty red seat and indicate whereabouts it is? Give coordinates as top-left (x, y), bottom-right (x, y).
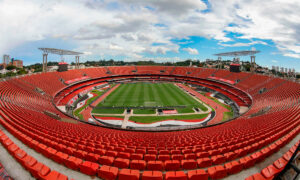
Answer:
top-left (130, 160), bottom-right (146, 170)
top-left (131, 153), bottom-right (143, 160)
top-left (99, 156), bottom-right (115, 166)
top-left (261, 165), bottom-right (280, 179)
top-left (98, 165), bottom-right (118, 180)
top-left (114, 158), bottom-right (129, 168)
top-left (147, 161), bottom-right (164, 171)
top-left (251, 152), bottom-right (264, 163)
top-left (224, 161), bottom-right (243, 174)
top-left (119, 169), bottom-right (140, 180)
top-left (158, 154), bottom-right (170, 161)
top-left (165, 171), bottom-right (187, 180)
top-left (7, 143), bottom-right (19, 154)
top-left (145, 154), bottom-right (156, 161)
top-left (65, 156), bottom-right (83, 170)
top-left (165, 160), bottom-right (180, 171)
top-left (86, 153), bottom-right (100, 162)
top-left (14, 149), bottom-right (27, 163)
top-left (52, 152), bottom-right (68, 164)
top-left (207, 165), bottom-right (227, 179)
top-left (197, 158), bottom-right (212, 168)
top-left (211, 155), bottom-right (226, 165)
top-left (79, 161), bottom-right (99, 176)
top-left (118, 152), bottom-right (131, 159)
top-left (273, 157), bottom-right (287, 170)
top-left (20, 155), bottom-right (37, 170)
top-left (172, 154), bottom-right (183, 161)
top-left (181, 159), bottom-right (197, 170)
top-left (245, 173), bottom-right (268, 180)
top-left (29, 162), bottom-right (51, 179)
top-left (187, 169), bottom-right (208, 180)
top-left (41, 170), bottom-right (68, 180)
top-left (142, 171), bottom-right (163, 180)
top-left (184, 153), bottom-right (196, 160)
top-left (240, 156), bottom-right (255, 168)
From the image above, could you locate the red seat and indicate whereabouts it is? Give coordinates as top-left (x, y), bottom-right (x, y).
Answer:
top-left (41, 170), bottom-right (68, 180)
top-left (118, 152), bottom-right (131, 159)
top-left (172, 154), bottom-right (183, 161)
top-left (224, 161), bottom-right (243, 174)
top-left (207, 165), bottom-right (227, 179)
top-left (119, 169), bottom-right (140, 180)
top-left (142, 171), bottom-right (163, 180)
top-left (211, 155), bottom-right (226, 165)
top-left (98, 165), bottom-right (118, 180)
top-left (20, 155), bottom-right (37, 170)
top-left (99, 156), bottom-right (115, 166)
top-left (14, 149), bottom-right (27, 163)
top-left (114, 158), bottom-right (129, 168)
top-left (240, 156), bottom-right (255, 168)
top-left (261, 165), bottom-right (280, 179)
top-left (145, 154), bottom-right (156, 161)
top-left (147, 161), bottom-right (164, 171)
top-left (184, 153), bottom-right (196, 160)
top-left (181, 159), bottom-right (197, 170)
top-left (8, 143), bottom-right (19, 155)
top-left (130, 160), bottom-right (146, 170)
top-left (165, 160), bottom-right (180, 171)
top-left (197, 158), bottom-right (212, 168)
top-left (245, 173), bottom-right (268, 180)
top-left (29, 162), bottom-right (51, 179)
top-left (65, 156), bottom-right (83, 170)
top-left (165, 171), bottom-right (187, 180)
top-left (52, 152), bottom-right (68, 164)
top-left (273, 157), bottom-right (287, 170)
top-left (86, 153), bottom-right (100, 162)
top-left (79, 161), bottom-right (99, 176)
top-left (251, 152), bottom-right (264, 163)
top-left (187, 169), bottom-right (209, 180)
top-left (158, 154), bottom-right (170, 161)
top-left (131, 153), bottom-right (143, 160)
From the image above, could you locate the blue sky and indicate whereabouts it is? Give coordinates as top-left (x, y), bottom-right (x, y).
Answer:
top-left (1, 0), bottom-right (300, 71)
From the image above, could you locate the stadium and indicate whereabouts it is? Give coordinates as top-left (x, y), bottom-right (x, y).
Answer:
top-left (0, 56), bottom-right (299, 180)
top-left (1, 1), bottom-right (300, 180)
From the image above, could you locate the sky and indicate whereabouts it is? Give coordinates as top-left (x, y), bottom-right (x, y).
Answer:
top-left (1, 0), bottom-right (300, 71)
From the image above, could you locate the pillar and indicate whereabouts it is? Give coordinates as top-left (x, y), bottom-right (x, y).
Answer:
top-left (75, 56), bottom-right (80, 69)
top-left (43, 53), bottom-right (48, 72)
top-left (218, 57), bottom-right (222, 69)
top-left (250, 56), bottom-right (255, 73)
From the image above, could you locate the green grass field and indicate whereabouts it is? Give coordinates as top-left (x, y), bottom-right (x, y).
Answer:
top-left (129, 113), bottom-right (209, 123)
top-left (92, 83), bottom-right (208, 114)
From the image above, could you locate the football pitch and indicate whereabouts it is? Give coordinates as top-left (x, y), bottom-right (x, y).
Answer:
top-left (92, 82), bottom-right (208, 114)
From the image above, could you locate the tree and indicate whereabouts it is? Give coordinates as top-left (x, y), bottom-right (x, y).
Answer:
top-left (6, 65), bottom-right (16, 70)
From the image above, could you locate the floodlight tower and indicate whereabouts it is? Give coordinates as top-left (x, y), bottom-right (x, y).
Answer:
top-left (38, 48), bottom-right (83, 72)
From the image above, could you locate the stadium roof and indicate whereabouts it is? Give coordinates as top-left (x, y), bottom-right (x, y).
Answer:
top-left (38, 48), bottom-right (83, 55)
top-left (214, 50), bottom-right (260, 57)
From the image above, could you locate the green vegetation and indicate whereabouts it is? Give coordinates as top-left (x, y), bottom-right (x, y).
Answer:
top-left (73, 90), bottom-right (104, 119)
top-left (93, 83), bottom-right (208, 114)
top-left (92, 108), bottom-right (125, 114)
top-left (133, 109), bottom-right (156, 114)
top-left (129, 113), bottom-right (209, 123)
top-left (222, 111), bottom-right (234, 121)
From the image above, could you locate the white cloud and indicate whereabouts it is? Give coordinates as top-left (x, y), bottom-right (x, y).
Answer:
top-left (0, 0), bottom-right (300, 61)
top-left (219, 40), bottom-right (267, 47)
top-left (271, 60), bottom-right (278, 63)
top-left (182, 47), bottom-right (199, 55)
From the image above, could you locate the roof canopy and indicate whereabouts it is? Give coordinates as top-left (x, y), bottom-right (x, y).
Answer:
top-left (214, 50), bottom-right (260, 57)
top-left (38, 48), bottom-right (83, 55)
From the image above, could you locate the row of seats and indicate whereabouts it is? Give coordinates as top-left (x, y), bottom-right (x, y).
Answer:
top-left (0, 129), bottom-right (69, 180)
top-left (246, 140), bottom-right (299, 180)
top-left (0, 66), bottom-right (299, 179)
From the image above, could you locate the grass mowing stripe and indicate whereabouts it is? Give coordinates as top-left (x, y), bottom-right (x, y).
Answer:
top-left (117, 84), bottom-right (136, 106)
top-left (143, 83), bottom-right (151, 103)
top-left (162, 83), bottom-right (186, 105)
top-left (153, 83), bottom-right (172, 106)
top-left (101, 84), bottom-right (127, 106)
